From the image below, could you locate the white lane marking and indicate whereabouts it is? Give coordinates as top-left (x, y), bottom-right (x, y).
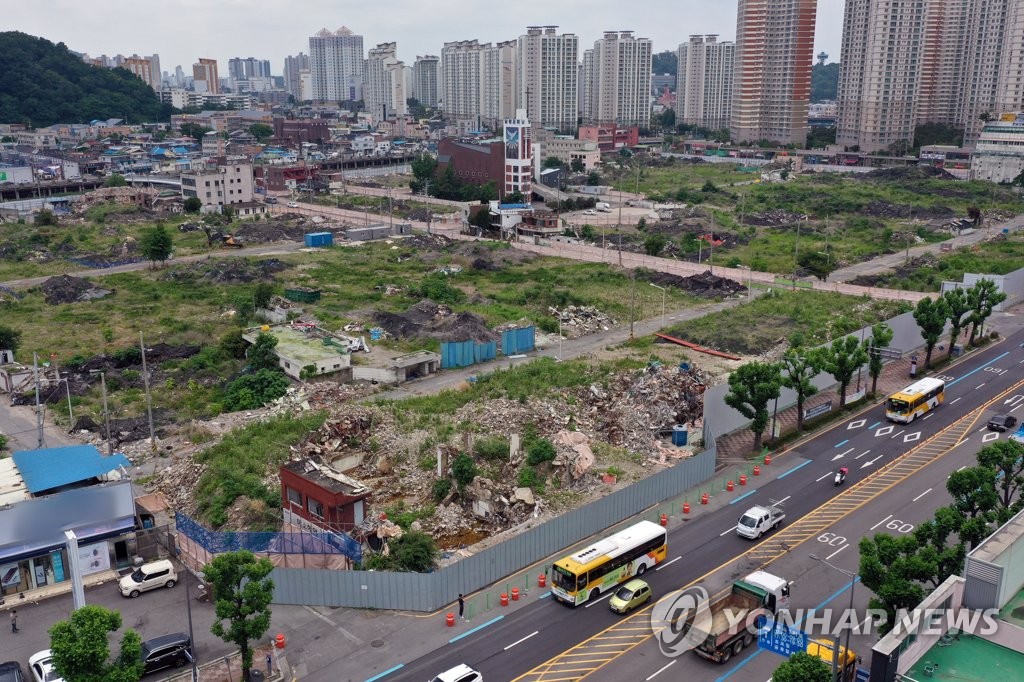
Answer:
top-left (646, 661), bottom-right (677, 680)
top-left (904, 431), bottom-right (922, 443)
top-left (721, 527), bottom-right (737, 537)
top-left (871, 514), bottom-right (893, 531)
top-left (913, 488), bottom-right (933, 502)
top-left (875, 425), bottom-right (895, 437)
top-left (835, 447), bottom-right (855, 459)
top-left (825, 545), bottom-right (848, 561)
top-left (982, 432), bottom-right (1000, 443)
top-left (655, 556), bottom-right (680, 571)
top-left (855, 450), bottom-right (871, 460)
top-left (504, 631), bottom-right (539, 650)
top-left (890, 429), bottom-right (906, 439)
top-left (976, 383), bottom-right (986, 390)
top-left (777, 496), bottom-right (792, 504)
top-left (948, 466), bottom-right (969, 479)
top-left (862, 454), bottom-right (884, 469)
top-left (584, 591), bottom-right (613, 608)
top-left (951, 397), bottom-right (962, 404)
top-left (1012, 405), bottom-right (1022, 413)
top-left (816, 472), bottom-right (833, 482)
top-left (923, 413), bottom-right (934, 420)
top-left (848, 419), bottom-right (866, 430)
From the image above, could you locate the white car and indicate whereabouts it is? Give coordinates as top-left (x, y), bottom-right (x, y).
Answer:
top-left (286, 201), bottom-right (299, 208)
top-left (582, 209), bottom-right (597, 215)
top-left (29, 650), bottom-right (62, 682)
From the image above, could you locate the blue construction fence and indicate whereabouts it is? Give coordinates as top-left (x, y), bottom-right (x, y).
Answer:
top-left (440, 325), bottom-right (536, 369)
top-left (175, 512), bottom-right (361, 564)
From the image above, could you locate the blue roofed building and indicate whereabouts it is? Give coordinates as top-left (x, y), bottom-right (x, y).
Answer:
top-left (12, 445), bottom-right (129, 496)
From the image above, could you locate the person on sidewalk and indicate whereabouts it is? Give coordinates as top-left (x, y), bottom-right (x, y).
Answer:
top-left (10, 610), bottom-right (17, 633)
top-left (458, 594), bottom-right (465, 620)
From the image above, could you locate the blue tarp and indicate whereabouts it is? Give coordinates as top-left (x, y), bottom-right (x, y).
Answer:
top-left (12, 445), bottom-right (129, 494)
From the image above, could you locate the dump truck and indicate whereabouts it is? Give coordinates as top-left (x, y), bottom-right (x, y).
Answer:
top-left (736, 500), bottom-right (786, 539)
top-left (693, 570), bottom-right (790, 664)
top-left (807, 639), bottom-right (858, 681)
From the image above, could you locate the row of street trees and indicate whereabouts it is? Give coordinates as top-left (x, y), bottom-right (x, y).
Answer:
top-left (48, 550), bottom-right (275, 682)
top-left (912, 279), bottom-right (1007, 369)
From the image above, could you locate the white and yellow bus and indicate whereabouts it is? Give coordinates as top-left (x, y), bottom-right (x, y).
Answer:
top-left (550, 520), bottom-right (668, 606)
top-left (885, 377), bottom-right (945, 423)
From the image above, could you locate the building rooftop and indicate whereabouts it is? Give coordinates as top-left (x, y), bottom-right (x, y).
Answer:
top-left (283, 458), bottom-right (370, 496)
top-left (11, 445), bottom-right (129, 495)
top-left (242, 325), bottom-right (348, 365)
top-left (0, 457), bottom-right (29, 506)
top-left (904, 635), bottom-right (1021, 681)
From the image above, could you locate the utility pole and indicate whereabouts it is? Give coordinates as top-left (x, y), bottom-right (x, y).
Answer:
top-left (33, 352), bottom-right (44, 448)
top-left (140, 332), bottom-right (156, 453)
top-left (100, 372), bottom-right (112, 456)
top-left (629, 272), bottom-right (637, 340)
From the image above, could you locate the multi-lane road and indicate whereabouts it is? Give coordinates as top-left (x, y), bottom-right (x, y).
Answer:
top-left (379, 330), bottom-right (1024, 682)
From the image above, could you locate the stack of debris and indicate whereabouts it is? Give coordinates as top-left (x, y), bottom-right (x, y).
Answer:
top-left (549, 305), bottom-right (617, 338)
top-left (162, 258), bottom-right (289, 283)
top-left (41, 275), bottom-right (114, 304)
top-left (71, 186), bottom-right (158, 215)
top-left (372, 300), bottom-right (496, 342)
top-left (742, 209), bottom-right (807, 226)
top-left (639, 270), bottom-right (746, 299)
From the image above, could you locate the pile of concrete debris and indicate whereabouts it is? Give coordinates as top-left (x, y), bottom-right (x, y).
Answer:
top-left (71, 186), bottom-right (158, 215)
top-left (742, 209), bottom-right (808, 226)
top-left (372, 300), bottom-right (497, 342)
top-left (41, 275), bottom-right (114, 304)
top-left (640, 270), bottom-right (746, 299)
top-left (162, 257), bottom-right (289, 283)
top-left (549, 305), bottom-right (617, 338)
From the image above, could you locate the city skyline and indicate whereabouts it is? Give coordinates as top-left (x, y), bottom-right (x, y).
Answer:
top-left (9, 0), bottom-right (845, 77)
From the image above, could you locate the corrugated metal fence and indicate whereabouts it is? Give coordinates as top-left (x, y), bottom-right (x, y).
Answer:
top-left (440, 339), bottom-right (497, 368)
top-left (270, 434), bottom-right (716, 611)
top-left (501, 326), bottom-right (536, 355)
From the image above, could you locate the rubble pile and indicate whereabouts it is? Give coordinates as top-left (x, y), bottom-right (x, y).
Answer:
top-left (403, 234), bottom-right (453, 250)
top-left (742, 209), bottom-right (808, 226)
top-left (861, 166), bottom-right (955, 182)
top-left (639, 270), bottom-right (747, 299)
top-left (863, 201), bottom-right (955, 220)
top-left (233, 220), bottom-right (314, 243)
top-left (71, 186), bottom-right (158, 215)
top-left (372, 300), bottom-right (497, 342)
top-left (549, 305), bottom-right (617, 338)
top-left (40, 275), bottom-right (114, 304)
top-left (162, 257), bottom-right (289, 283)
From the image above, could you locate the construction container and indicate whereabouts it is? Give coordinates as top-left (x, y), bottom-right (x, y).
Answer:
top-left (284, 287), bottom-right (322, 303)
top-left (304, 232), bottom-right (334, 247)
top-left (672, 425), bottom-right (689, 446)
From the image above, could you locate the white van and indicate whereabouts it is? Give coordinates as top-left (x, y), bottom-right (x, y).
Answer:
top-left (119, 559), bottom-right (177, 598)
top-left (431, 664), bottom-right (482, 682)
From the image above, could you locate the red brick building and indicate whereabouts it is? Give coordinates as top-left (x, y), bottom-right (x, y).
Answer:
top-left (273, 117), bottom-right (332, 146)
top-left (578, 125), bottom-right (640, 152)
top-left (253, 164), bottom-right (317, 192)
top-left (280, 458), bottom-right (371, 533)
top-left (436, 138), bottom-right (506, 196)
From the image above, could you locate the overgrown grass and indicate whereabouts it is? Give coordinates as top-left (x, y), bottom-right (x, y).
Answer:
top-left (856, 234), bottom-right (1024, 291)
top-left (666, 290), bottom-right (912, 355)
top-left (194, 411), bottom-right (327, 529)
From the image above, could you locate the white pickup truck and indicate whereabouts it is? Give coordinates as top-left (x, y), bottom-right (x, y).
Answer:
top-left (736, 501), bottom-right (785, 539)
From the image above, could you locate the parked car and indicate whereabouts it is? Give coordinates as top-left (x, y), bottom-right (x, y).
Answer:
top-left (119, 559), bottom-right (177, 598)
top-left (140, 633), bottom-right (192, 675)
top-left (28, 651), bottom-right (61, 682)
top-left (582, 209), bottom-right (597, 215)
top-left (987, 414), bottom-right (1018, 432)
top-left (286, 201), bottom-right (299, 208)
top-left (0, 662), bottom-right (25, 682)
top-left (264, 196), bottom-right (278, 204)
top-left (609, 578), bottom-right (652, 614)
top-left (431, 664), bottom-right (482, 682)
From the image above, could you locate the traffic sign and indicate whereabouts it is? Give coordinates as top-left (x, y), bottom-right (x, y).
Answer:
top-left (757, 618), bottom-right (809, 657)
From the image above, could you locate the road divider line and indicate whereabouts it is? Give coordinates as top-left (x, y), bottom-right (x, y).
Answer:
top-left (778, 461), bottom-right (812, 479)
top-left (720, 527), bottom-right (737, 537)
top-left (365, 665), bottom-right (404, 682)
top-left (913, 488), bottom-right (933, 502)
top-left (976, 383), bottom-right (986, 390)
top-left (646, 660), bottom-right (676, 680)
top-left (835, 439), bottom-right (849, 448)
top-left (655, 556), bottom-right (680, 571)
top-left (855, 450), bottom-right (871, 459)
top-left (948, 351), bottom-right (1010, 386)
top-left (951, 397), bottom-right (962, 404)
top-left (504, 631), bottom-right (540, 651)
top-left (449, 616), bottom-right (504, 643)
top-left (870, 514), bottom-right (892, 531)
top-left (816, 472), bottom-right (833, 482)
top-left (825, 545), bottom-right (847, 561)
top-left (729, 489), bottom-right (759, 505)
top-left (584, 592), bottom-right (612, 608)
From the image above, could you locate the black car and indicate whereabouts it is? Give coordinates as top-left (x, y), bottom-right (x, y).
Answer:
top-left (988, 414), bottom-right (1018, 432)
top-left (140, 633), bottom-right (192, 675)
top-left (0, 662), bottom-right (26, 682)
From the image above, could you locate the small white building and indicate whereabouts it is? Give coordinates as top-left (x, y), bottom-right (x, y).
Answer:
top-left (970, 114), bottom-right (1024, 183)
top-left (180, 161), bottom-right (255, 214)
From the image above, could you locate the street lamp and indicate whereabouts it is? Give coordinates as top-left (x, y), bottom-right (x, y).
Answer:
top-left (649, 282), bottom-right (666, 329)
top-left (809, 554), bottom-right (858, 682)
top-left (58, 376), bottom-right (74, 425)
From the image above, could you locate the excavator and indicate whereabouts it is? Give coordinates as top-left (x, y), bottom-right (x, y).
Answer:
top-left (202, 226), bottom-right (244, 249)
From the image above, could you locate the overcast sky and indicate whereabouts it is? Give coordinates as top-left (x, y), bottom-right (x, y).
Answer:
top-left (10, 0), bottom-right (845, 75)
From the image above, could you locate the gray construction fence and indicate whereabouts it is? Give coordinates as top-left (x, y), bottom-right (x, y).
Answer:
top-left (270, 423), bottom-right (716, 612)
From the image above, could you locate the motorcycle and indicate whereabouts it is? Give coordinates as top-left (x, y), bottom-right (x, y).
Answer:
top-left (834, 467), bottom-right (848, 486)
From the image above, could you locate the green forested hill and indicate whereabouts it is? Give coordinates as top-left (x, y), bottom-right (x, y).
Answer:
top-left (0, 31), bottom-right (171, 126)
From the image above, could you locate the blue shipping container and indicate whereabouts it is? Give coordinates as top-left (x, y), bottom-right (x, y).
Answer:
top-left (304, 232), bottom-right (334, 247)
top-left (501, 326), bottom-right (536, 355)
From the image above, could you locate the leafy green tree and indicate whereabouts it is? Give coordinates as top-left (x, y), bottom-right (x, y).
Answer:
top-left (966, 278), bottom-right (1007, 345)
top-left (253, 282), bottom-right (274, 310)
top-left (863, 323), bottom-right (894, 396)
top-left (0, 324), bottom-right (22, 353)
top-left (49, 605), bottom-right (143, 682)
top-left (570, 158), bottom-right (585, 173)
top-left (504, 190), bottom-right (526, 204)
top-left (651, 50), bottom-right (678, 75)
top-left (105, 173), bottom-right (127, 187)
top-left (947, 466), bottom-right (999, 520)
top-left (179, 122), bottom-right (212, 142)
top-left (724, 361), bottom-right (782, 451)
top-left (247, 332), bottom-right (280, 372)
top-left (139, 223), bottom-right (173, 266)
top-left (184, 196), bottom-right (203, 213)
top-left (541, 156), bottom-right (564, 170)
top-left (859, 533), bottom-right (931, 636)
top-left (390, 530), bottom-right (440, 572)
top-left (34, 209), bottom-right (58, 226)
top-left (452, 452), bottom-right (478, 490)
top-left (644, 233), bottom-right (667, 256)
top-left (912, 296), bottom-right (949, 369)
top-left (773, 651), bottom-right (831, 682)
top-left (223, 369), bottom-right (289, 411)
top-left (409, 153), bottom-right (437, 194)
top-left (820, 336), bottom-right (869, 407)
top-left (220, 330), bottom-right (249, 358)
top-left (780, 347), bottom-right (823, 431)
top-left (977, 440), bottom-right (1024, 512)
top-left (942, 288), bottom-right (972, 358)
top-left (248, 123), bottom-right (273, 141)
top-left (203, 550), bottom-right (275, 680)
top-left (586, 171), bottom-right (601, 186)
top-left (797, 250), bottom-right (836, 281)
top-left (811, 62), bottom-right (840, 101)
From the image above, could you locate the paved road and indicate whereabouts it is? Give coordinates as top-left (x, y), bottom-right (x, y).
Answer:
top-left (364, 332), bottom-right (1024, 682)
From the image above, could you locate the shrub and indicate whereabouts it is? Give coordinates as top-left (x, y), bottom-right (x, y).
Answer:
top-left (222, 369), bottom-right (289, 411)
top-left (474, 436), bottom-right (509, 461)
top-left (432, 478), bottom-right (453, 502)
top-left (452, 453), bottom-right (478, 489)
top-left (526, 438), bottom-right (556, 466)
top-left (518, 467), bottom-right (538, 489)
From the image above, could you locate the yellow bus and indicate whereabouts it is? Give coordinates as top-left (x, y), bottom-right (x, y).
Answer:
top-left (550, 520), bottom-right (668, 606)
top-left (885, 377), bottom-right (945, 423)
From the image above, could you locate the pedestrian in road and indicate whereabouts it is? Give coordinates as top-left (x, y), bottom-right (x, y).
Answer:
top-left (10, 609), bottom-right (17, 633)
top-left (458, 594), bottom-right (465, 620)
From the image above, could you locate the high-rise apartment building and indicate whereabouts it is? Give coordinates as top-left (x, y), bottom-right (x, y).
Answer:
top-left (730, 0), bottom-right (816, 145)
top-left (441, 40), bottom-right (485, 123)
top-left (122, 54), bottom-right (162, 91)
top-left (413, 55), bottom-right (440, 108)
top-left (284, 53), bottom-right (311, 99)
top-left (481, 41), bottom-right (518, 128)
top-left (309, 26), bottom-right (365, 102)
top-left (364, 43), bottom-right (407, 121)
top-left (192, 58), bottom-right (220, 94)
top-left (580, 31), bottom-right (652, 126)
top-left (228, 57), bottom-right (272, 80)
top-left (676, 35), bottom-right (734, 130)
top-left (836, 0), bottom-right (928, 152)
top-left (517, 26), bottom-right (578, 130)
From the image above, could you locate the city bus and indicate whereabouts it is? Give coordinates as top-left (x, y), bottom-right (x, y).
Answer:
top-left (549, 520), bottom-right (668, 606)
top-left (885, 378), bottom-right (946, 423)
